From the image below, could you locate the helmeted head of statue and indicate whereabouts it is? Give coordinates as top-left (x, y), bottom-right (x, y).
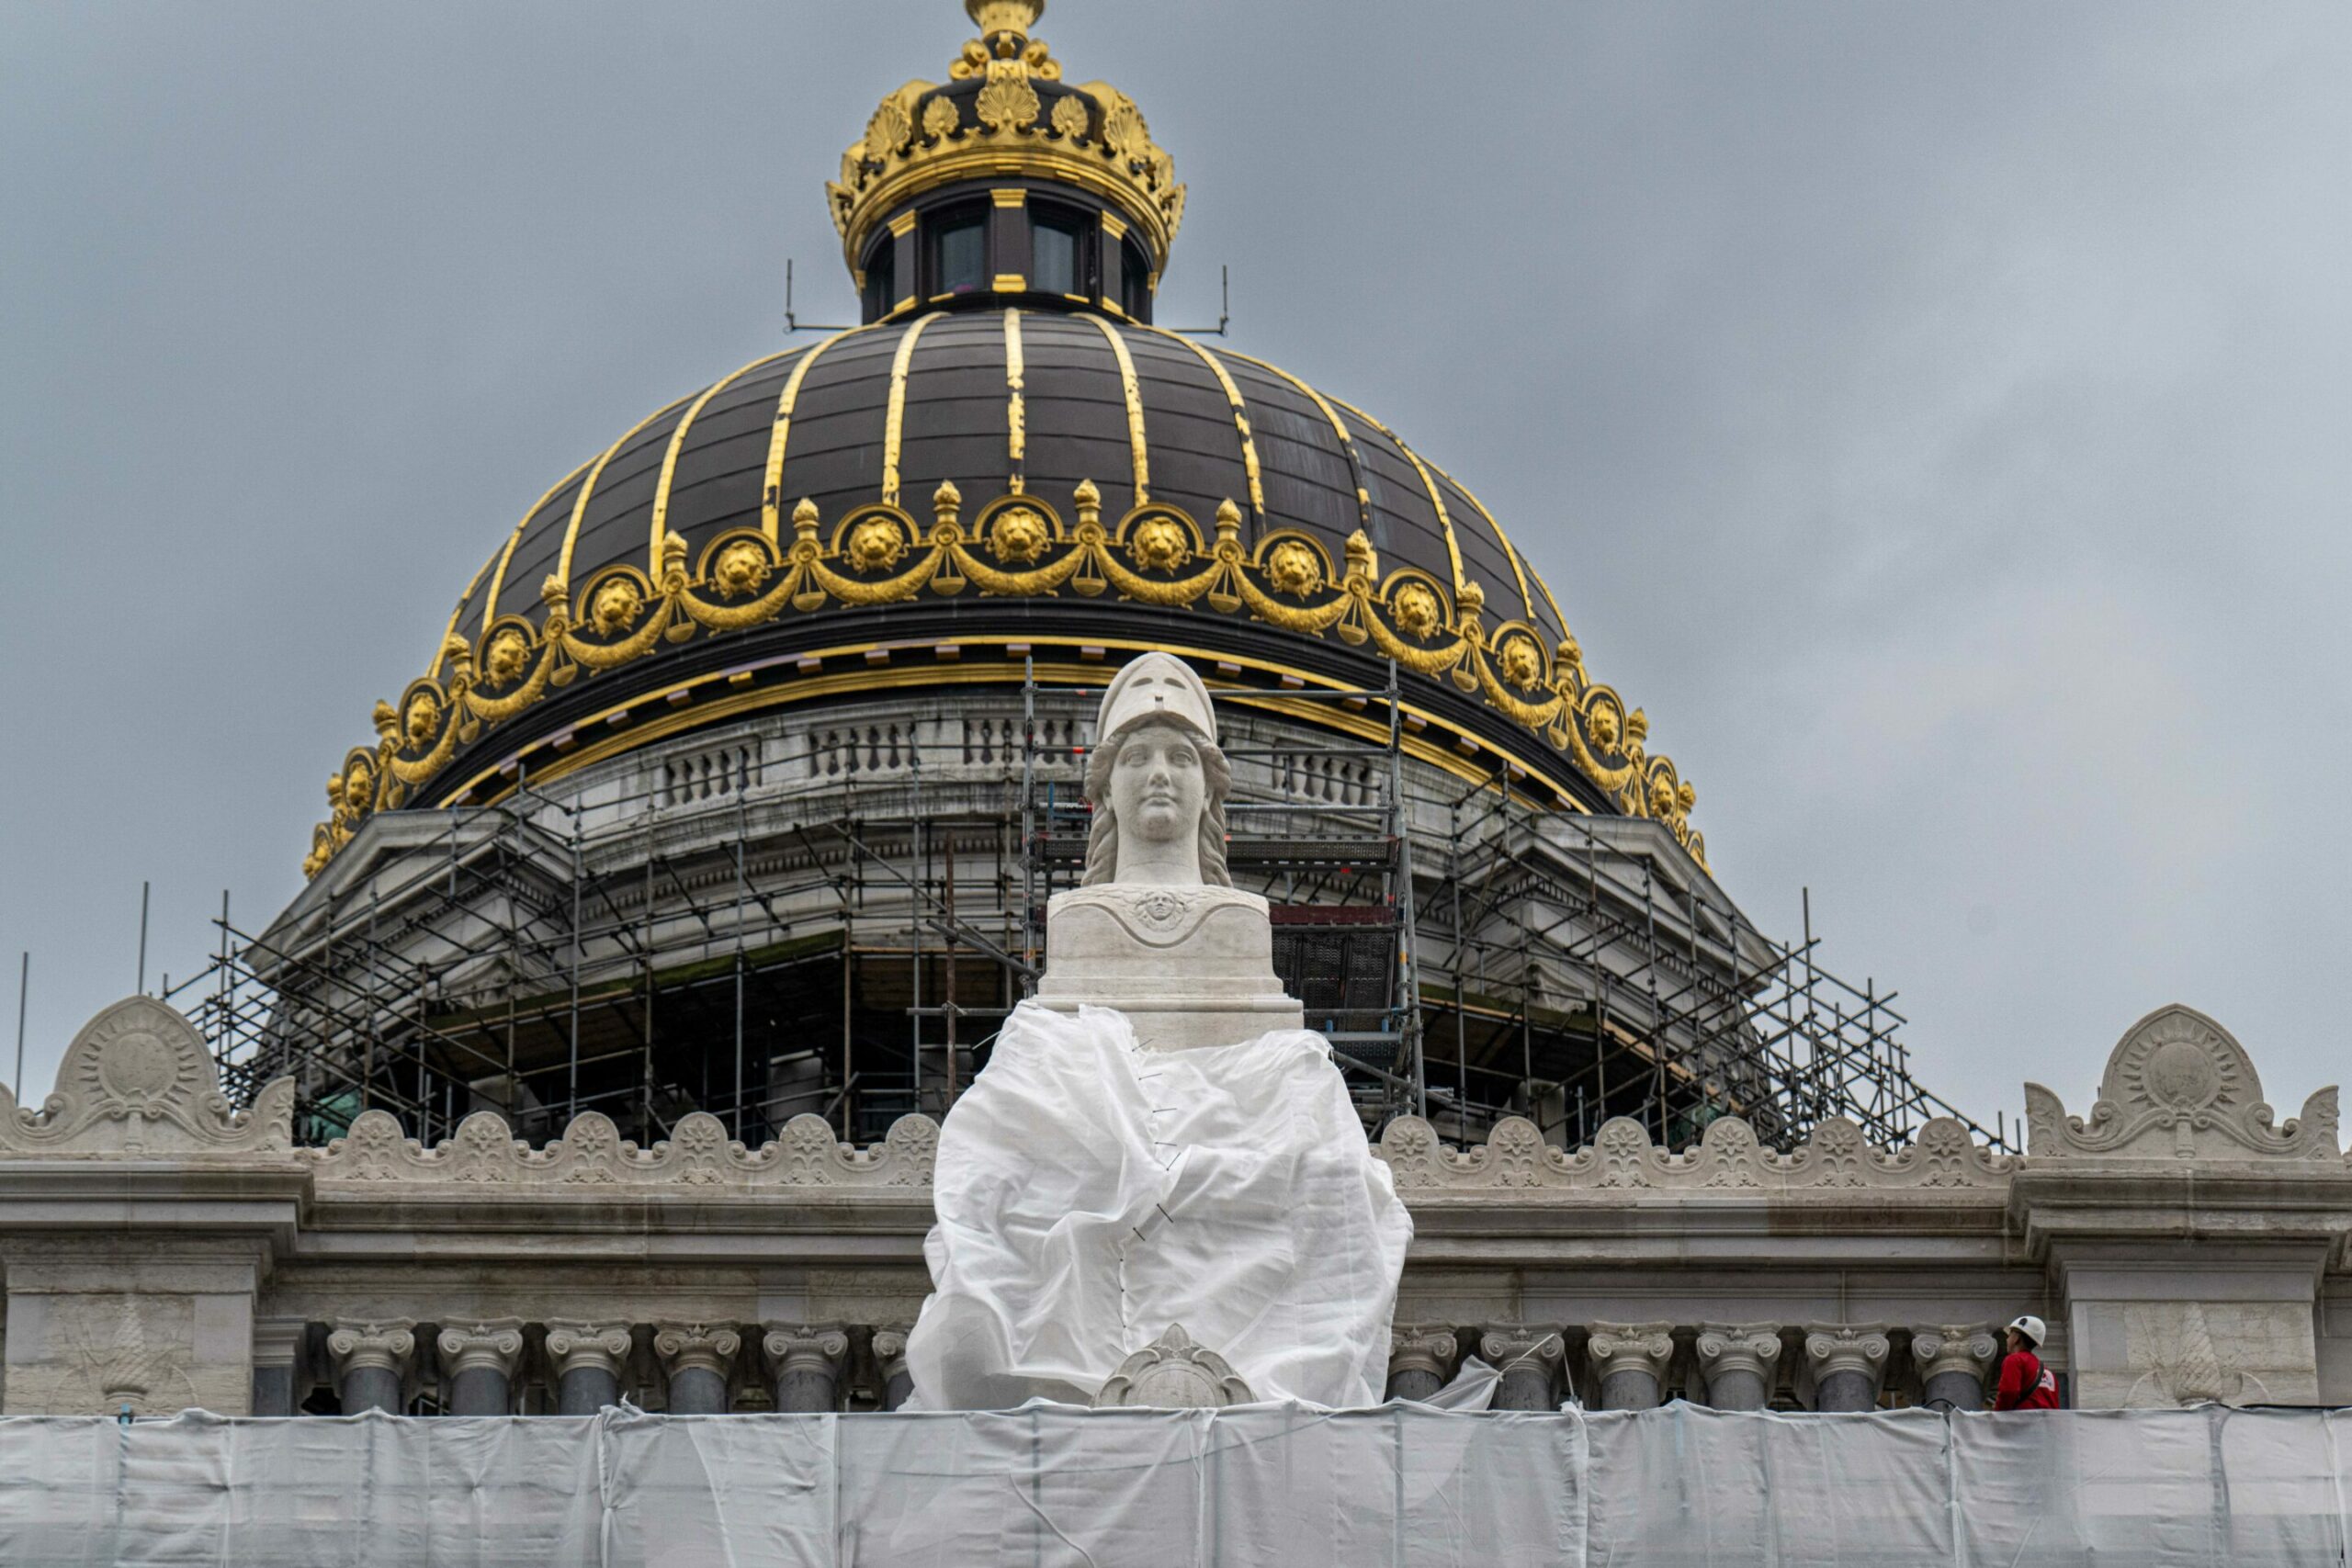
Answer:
top-left (1081, 653), bottom-right (1231, 888)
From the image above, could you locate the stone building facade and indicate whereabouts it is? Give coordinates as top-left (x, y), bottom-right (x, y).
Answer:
top-left (5, 993), bottom-right (2345, 1417)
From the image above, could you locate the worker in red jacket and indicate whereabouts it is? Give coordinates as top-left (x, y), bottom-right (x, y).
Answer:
top-left (1993, 1314), bottom-right (2062, 1410)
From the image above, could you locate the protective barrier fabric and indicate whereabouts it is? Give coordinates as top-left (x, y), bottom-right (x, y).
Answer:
top-left (5, 1404), bottom-right (2351, 1566)
top-left (905, 1002), bottom-right (1412, 1409)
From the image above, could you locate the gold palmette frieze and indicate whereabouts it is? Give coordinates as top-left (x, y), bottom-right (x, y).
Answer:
top-left (305, 482), bottom-right (1703, 879)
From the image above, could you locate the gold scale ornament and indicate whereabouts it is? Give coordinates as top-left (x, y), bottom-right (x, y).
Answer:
top-left (305, 479), bottom-right (1704, 879)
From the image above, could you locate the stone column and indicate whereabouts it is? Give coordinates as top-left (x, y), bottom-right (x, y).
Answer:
top-left (1586, 1321), bottom-right (1675, 1410)
top-left (653, 1323), bottom-right (741, 1415)
top-left (1385, 1325), bottom-right (1459, 1403)
top-left (250, 1318), bottom-right (306, 1417)
top-left (762, 1325), bottom-right (850, 1414)
top-left (436, 1319), bottom-right (526, 1416)
top-left (871, 1326), bottom-right (914, 1412)
top-left (1911, 1324), bottom-right (1999, 1411)
top-left (326, 1320), bottom-right (416, 1415)
top-left (545, 1322), bottom-right (634, 1416)
top-left (1802, 1323), bottom-right (1892, 1413)
top-left (1694, 1322), bottom-right (1782, 1411)
top-left (1479, 1326), bottom-right (1566, 1411)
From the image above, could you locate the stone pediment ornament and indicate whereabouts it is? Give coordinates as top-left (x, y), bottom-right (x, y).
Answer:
top-left (1093, 1324), bottom-right (1254, 1409)
top-left (2025, 1003), bottom-right (2338, 1160)
top-left (0, 995), bottom-right (292, 1156)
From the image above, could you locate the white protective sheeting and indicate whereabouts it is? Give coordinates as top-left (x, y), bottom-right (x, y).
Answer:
top-left (905, 1001), bottom-right (1412, 1409)
top-left (5, 1404), bottom-right (2352, 1566)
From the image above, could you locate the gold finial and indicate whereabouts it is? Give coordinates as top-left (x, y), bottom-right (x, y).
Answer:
top-left (966, 0), bottom-right (1044, 39)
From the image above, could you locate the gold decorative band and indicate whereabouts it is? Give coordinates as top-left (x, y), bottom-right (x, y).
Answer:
top-left (310, 479), bottom-right (1699, 882)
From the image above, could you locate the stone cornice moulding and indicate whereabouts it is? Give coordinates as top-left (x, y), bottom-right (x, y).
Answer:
top-left (2025, 1004), bottom-right (2338, 1162)
top-left (0, 996), bottom-right (293, 1158)
top-left (307, 1107), bottom-right (938, 1190)
top-left (1375, 1111), bottom-right (2013, 1195)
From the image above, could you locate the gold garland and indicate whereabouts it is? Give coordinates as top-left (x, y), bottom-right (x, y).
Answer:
top-left (306, 480), bottom-right (1705, 878)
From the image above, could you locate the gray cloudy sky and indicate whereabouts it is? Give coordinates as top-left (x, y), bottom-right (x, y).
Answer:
top-left (5, 1), bottom-right (2348, 1128)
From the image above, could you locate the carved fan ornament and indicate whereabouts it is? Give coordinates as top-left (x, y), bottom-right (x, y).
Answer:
top-left (2025, 1003), bottom-right (2338, 1160)
top-left (0, 996), bottom-right (294, 1157)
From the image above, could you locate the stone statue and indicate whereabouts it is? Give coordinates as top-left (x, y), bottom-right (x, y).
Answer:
top-left (1035, 652), bottom-right (1304, 1049)
top-left (904, 651), bottom-right (1409, 1413)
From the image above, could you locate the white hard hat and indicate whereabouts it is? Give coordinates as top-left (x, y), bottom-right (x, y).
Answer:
top-left (2007, 1314), bottom-right (2046, 1348)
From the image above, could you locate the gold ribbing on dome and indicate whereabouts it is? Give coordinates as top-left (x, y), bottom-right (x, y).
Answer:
top-left (1333, 397), bottom-right (1473, 601)
top-left (1430, 461), bottom-right (1548, 628)
top-left (1080, 313), bottom-right (1150, 505)
top-left (478, 458), bottom-right (594, 638)
top-left (554, 394), bottom-right (694, 594)
top-left (1147, 327), bottom-right (1265, 521)
top-left (881, 313), bottom-right (946, 507)
top-left (429, 549), bottom-right (502, 682)
top-left (1224, 349), bottom-right (1374, 538)
top-left (649, 349), bottom-right (794, 570)
top-left (760, 329), bottom-right (859, 541)
top-left (1003, 309), bottom-right (1028, 491)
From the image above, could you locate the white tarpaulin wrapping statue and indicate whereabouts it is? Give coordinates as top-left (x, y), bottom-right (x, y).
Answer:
top-left (905, 653), bottom-right (1412, 1410)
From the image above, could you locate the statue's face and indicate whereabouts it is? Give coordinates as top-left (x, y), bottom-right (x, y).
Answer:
top-left (1110, 721), bottom-right (1204, 849)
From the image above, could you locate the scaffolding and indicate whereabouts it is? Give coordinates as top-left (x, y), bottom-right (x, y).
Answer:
top-left (175, 660), bottom-right (2015, 1157)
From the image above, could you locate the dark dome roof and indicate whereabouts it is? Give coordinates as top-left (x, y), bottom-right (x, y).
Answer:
top-left (307, 310), bottom-right (1706, 876)
top-left (448, 311), bottom-right (1565, 666)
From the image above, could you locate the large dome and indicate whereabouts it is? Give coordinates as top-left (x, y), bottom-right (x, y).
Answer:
top-left (303, 6), bottom-right (1705, 880)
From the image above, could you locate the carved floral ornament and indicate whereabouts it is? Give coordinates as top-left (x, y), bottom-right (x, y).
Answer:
top-left (2025, 1002), bottom-right (2339, 1160)
top-left (307, 480), bottom-right (1702, 877)
top-left (1374, 1111), bottom-right (2014, 1193)
top-left (825, 10), bottom-right (1185, 273)
top-left (306, 1105), bottom-right (938, 1190)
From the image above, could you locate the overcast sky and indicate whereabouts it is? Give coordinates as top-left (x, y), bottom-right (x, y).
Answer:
top-left (4, 1), bottom-right (2347, 1133)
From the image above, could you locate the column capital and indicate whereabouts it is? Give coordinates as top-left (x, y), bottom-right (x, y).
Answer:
top-left (546, 1321), bottom-right (636, 1380)
top-left (1801, 1321), bottom-right (1893, 1404)
top-left (1388, 1325), bottom-right (1459, 1384)
top-left (652, 1322), bottom-right (742, 1381)
top-left (1586, 1321), bottom-right (1675, 1385)
top-left (435, 1318), bottom-right (526, 1382)
top-left (761, 1324), bottom-right (851, 1378)
top-left (1478, 1325), bottom-right (1566, 1371)
top-left (870, 1326), bottom-right (911, 1379)
top-left (326, 1319), bottom-right (416, 1377)
top-left (1694, 1321), bottom-right (1782, 1384)
top-left (1910, 1323), bottom-right (1998, 1383)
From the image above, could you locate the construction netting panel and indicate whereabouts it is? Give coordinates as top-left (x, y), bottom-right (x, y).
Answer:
top-left (2, 1403), bottom-right (2348, 1566)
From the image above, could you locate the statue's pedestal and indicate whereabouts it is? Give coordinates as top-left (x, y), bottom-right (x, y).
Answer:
top-left (1035, 886), bottom-right (1302, 1050)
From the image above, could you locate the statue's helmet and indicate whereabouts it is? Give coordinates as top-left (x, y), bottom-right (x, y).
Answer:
top-left (1094, 652), bottom-right (1217, 750)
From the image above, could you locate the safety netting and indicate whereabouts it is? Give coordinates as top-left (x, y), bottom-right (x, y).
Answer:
top-left (2, 1402), bottom-right (2348, 1566)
